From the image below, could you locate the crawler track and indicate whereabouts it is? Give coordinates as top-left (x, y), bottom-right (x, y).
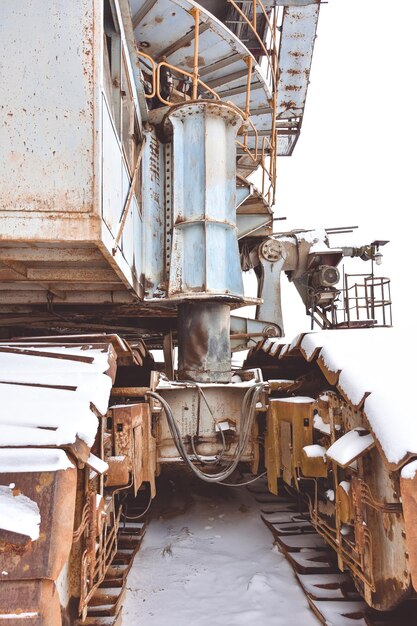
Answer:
top-left (250, 483), bottom-right (417, 626)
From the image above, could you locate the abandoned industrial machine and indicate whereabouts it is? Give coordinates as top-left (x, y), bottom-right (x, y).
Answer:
top-left (0, 1), bottom-right (410, 625)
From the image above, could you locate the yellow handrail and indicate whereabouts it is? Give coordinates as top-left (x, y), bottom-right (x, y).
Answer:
top-left (155, 61), bottom-right (220, 106)
top-left (137, 0), bottom-right (279, 205)
top-left (190, 7), bottom-right (200, 100)
top-left (227, 0), bottom-right (278, 90)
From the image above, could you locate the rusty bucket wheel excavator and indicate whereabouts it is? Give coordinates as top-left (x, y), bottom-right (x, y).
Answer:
top-left (0, 2), bottom-right (410, 626)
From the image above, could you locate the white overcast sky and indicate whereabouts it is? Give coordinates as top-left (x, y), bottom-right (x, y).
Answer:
top-left (268, 0), bottom-right (416, 337)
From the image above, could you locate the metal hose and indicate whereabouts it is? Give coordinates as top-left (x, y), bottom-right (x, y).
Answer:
top-left (147, 383), bottom-right (265, 484)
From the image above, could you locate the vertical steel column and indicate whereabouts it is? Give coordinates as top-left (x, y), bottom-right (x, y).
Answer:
top-left (178, 302), bottom-right (231, 382)
top-left (163, 101), bottom-right (245, 382)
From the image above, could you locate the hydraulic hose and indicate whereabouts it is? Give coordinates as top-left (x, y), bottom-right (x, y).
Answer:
top-left (147, 383), bottom-right (265, 484)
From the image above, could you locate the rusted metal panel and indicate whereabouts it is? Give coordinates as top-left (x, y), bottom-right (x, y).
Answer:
top-left (401, 471), bottom-right (417, 593)
top-left (120, 161), bottom-right (136, 269)
top-left (111, 404), bottom-right (142, 456)
top-left (0, 466), bottom-right (77, 581)
top-left (359, 450), bottom-right (410, 609)
top-left (270, 397), bottom-right (315, 486)
top-left (0, 0), bottom-right (146, 306)
top-left (105, 455), bottom-right (131, 487)
top-left (265, 400), bottom-right (281, 494)
top-left (0, 0), bottom-right (96, 214)
top-left (276, 4), bottom-right (320, 119)
top-left (156, 382), bottom-right (258, 462)
top-left (102, 96), bottom-right (144, 292)
top-left (139, 402), bottom-right (156, 497)
top-left (0, 580), bottom-right (61, 626)
top-left (108, 403), bottom-right (152, 493)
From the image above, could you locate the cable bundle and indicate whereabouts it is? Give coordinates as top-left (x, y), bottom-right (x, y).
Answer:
top-left (147, 383), bottom-right (265, 484)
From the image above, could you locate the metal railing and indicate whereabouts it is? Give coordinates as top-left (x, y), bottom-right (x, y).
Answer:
top-left (342, 273), bottom-right (392, 327)
top-left (137, 0), bottom-right (279, 206)
top-left (78, 499), bottom-right (121, 616)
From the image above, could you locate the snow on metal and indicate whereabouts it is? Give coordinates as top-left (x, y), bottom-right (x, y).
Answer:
top-left (303, 444), bottom-right (326, 458)
top-left (257, 328), bottom-right (416, 468)
top-left (0, 345), bottom-right (114, 448)
top-left (326, 428), bottom-right (374, 467)
top-left (0, 485), bottom-right (41, 541)
top-left (0, 449), bottom-right (74, 474)
top-left (298, 329), bottom-right (415, 466)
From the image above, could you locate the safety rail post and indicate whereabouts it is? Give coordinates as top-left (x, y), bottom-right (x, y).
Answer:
top-left (154, 61), bottom-right (220, 106)
top-left (261, 137), bottom-right (266, 196)
top-left (344, 273), bottom-right (350, 327)
top-left (227, 0), bottom-right (275, 89)
top-left (242, 55), bottom-right (253, 152)
top-left (190, 7), bottom-right (200, 100)
top-left (137, 50), bottom-right (156, 98)
top-left (244, 56), bottom-right (253, 120)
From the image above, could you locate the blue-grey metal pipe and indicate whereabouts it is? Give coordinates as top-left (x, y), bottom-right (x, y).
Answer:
top-left (177, 302), bottom-right (231, 383)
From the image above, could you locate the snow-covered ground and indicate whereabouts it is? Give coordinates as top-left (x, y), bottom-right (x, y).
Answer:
top-left (122, 474), bottom-right (319, 626)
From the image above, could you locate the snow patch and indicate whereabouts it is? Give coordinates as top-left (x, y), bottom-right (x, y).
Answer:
top-left (325, 489), bottom-right (335, 502)
top-left (297, 328), bottom-right (414, 466)
top-left (122, 479), bottom-right (318, 626)
top-left (0, 448), bottom-right (74, 473)
top-left (339, 480), bottom-right (351, 494)
top-left (0, 613), bottom-right (38, 619)
top-left (303, 444), bottom-right (326, 459)
top-left (0, 345), bottom-right (113, 447)
top-left (326, 428), bottom-right (374, 467)
top-left (401, 460), bottom-right (417, 480)
top-left (0, 485), bottom-right (40, 540)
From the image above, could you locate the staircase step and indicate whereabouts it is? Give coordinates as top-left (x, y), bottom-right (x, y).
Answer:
top-left (117, 533), bottom-right (144, 549)
top-left (99, 578), bottom-right (124, 589)
top-left (87, 588), bottom-right (125, 618)
top-left (118, 521), bottom-right (145, 532)
top-left (88, 588), bottom-right (122, 607)
top-left (76, 614), bottom-right (122, 626)
top-left (105, 564), bottom-right (129, 581)
top-left (113, 550), bottom-right (135, 564)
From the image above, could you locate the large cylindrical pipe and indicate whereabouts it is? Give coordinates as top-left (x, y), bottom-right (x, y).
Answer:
top-left (165, 101), bottom-right (245, 300)
top-left (163, 101), bottom-right (245, 383)
top-left (177, 302), bottom-right (231, 383)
